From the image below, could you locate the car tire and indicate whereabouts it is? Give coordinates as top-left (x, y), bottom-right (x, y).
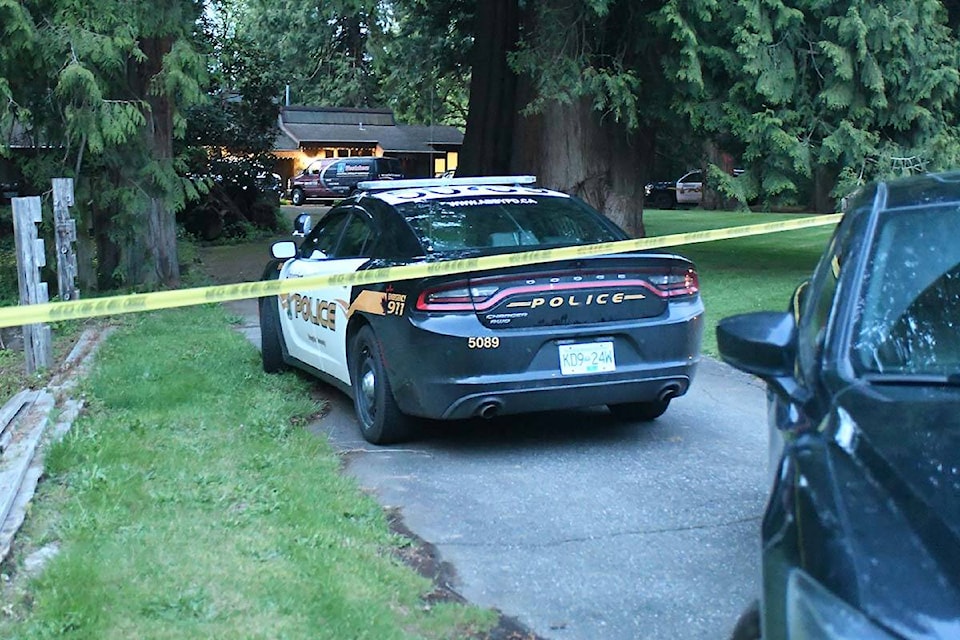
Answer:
top-left (349, 326), bottom-right (412, 445)
top-left (608, 399), bottom-right (670, 422)
top-left (729, 600), bottom-right (760, 640)
top-left (259, 296), bottom-right (287, 373)
top-left (647, 192), bottom-right (675, 210)
top-left (291, 188), bottom-right (305, 206)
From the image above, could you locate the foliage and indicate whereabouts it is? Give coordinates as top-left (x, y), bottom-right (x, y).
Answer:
top-left (507, 0), bottom-right (702, 172)
top-left (179, 1), bottom-right (285, 242)
top-left (176, 156), bottom-right (282, 241)
top-left (372, 0), bottom-right (473, 127)
top-left (660, 0), bottom-right (960, 205)
top-left (0, 305), bottom-right (496, 639)
top-left (0, 0), bottom-right (208, 290)
top-left (235, 0), bottom-right (384, 108)
top-left (188, 0), bottom-right (283, 154)
top-left (0, 215), bottom-right (17, 305)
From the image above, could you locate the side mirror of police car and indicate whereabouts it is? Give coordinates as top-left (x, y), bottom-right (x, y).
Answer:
top-left (271, 241), bottom-right (297, 260)
top-left (293, 213), bottom-right (312, 237)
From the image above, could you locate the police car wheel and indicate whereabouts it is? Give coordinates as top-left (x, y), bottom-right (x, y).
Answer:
top-left (608, 399), bottom-right (669, 422)
top-left (259, 296), bottom-right (287, 373)
top-left (291, 188), bottom-right (305, 206)
top-left (350, 326), bottom-right (410, 444)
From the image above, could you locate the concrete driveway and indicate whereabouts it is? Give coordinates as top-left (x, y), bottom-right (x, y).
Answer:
top-left (225, 293), bottom-right (768, 640)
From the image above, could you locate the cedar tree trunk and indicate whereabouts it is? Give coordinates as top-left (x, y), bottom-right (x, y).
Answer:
top-left (136, 35), bottom-right (180, 288)
top-left (457, 0), bottom-right (520, 176)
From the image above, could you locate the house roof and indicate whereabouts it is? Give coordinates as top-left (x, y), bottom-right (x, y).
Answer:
top-left (283, 105), bottom-right (396, 127)
top-left (276, 106), bottom-right (462, 155)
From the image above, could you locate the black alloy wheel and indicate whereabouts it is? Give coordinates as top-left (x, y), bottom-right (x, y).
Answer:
top-left (349, 326), bottom-right (411, 444)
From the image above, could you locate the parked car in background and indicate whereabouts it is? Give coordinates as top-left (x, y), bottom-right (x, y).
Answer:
top-left (645, 168), bottom-right (745, 209)
top-left (718, 171), bottom-right (960, 639)
top-left (288, 156), bottom-right (403, 205)
top-left (260, 175), bottom-right (704, 444)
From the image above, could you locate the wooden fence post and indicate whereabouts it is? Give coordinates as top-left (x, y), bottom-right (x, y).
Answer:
top-left (12, 197), bottom-right (52, 374)
top-left (52, 178), bottom-right (79, 302)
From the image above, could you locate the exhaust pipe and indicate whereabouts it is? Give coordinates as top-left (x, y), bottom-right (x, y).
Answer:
top-left (658, 384), bottom-right (682, 403)
top-left (477, 400), bottom-right (502, 419)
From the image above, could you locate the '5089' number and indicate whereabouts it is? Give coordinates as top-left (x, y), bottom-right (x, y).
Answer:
top-left (467, 336), bottom-right (500, 349)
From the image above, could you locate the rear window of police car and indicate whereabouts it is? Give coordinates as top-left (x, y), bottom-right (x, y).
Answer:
top-left (387, 189), bottom-right (625, 253)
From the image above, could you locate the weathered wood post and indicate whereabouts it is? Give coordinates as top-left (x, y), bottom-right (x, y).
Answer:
top-left (52, 178), bottom-right (79, 302)
top-left (12, 197), bottom-right (52, 373)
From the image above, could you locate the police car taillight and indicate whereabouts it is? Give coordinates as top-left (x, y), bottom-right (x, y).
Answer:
top-left (649, 267), bottom-right (699, 297)
top-left (416, 282), bottom-right (500, 311)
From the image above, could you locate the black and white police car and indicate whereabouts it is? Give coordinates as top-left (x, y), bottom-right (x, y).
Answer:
top-left (259, 176), bottom-right (704, 444)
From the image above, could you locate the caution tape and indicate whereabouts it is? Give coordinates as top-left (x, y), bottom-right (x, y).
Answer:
top-left (0, 213), bottom-right (842, 329)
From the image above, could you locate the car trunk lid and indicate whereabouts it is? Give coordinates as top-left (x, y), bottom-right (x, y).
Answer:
top-left (415, 254), bottom-right (698, 328)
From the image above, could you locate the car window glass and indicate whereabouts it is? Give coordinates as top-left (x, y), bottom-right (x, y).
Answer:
top-left (377, 158), bottom-right (402, 175)
top-left (334, 211), bottom-right (374, 258)
top-left (797, 218), bottom-right (852, 381)
top-left (853, 204), bottom-right (960, 375)
top-left (396, 195), bottom-right (624, 253)
top-left (299, 211), bottom-right (349, 259)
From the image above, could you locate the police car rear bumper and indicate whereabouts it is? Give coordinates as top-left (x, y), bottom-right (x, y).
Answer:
top-left (419, 365), bottom-right (697, 420)
top-left (383, 317), bottom-right (702, 420)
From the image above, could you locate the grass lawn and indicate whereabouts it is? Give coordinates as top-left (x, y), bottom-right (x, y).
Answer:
top-left (0, 305), bottom-right (495, 639)
top-left (642, 208), bottom-right (836, 355)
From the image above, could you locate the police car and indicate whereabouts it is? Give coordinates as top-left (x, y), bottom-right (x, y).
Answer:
top-left (259, 176), bottom-right (704, 444)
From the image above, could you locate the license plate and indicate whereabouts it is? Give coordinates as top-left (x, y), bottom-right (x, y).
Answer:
top-left (558, 341), bottom-right (616, 375)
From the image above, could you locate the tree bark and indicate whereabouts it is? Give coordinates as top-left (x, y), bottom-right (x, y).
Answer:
top-left (813, 165), bottom-right (838, 213)
top-left (513, 96), bottom-right (651, 237)
top-left (457, 0), bottom-right (520, 176)
top-left (459, 0), bottom-right (656, 237)
top-left (136, 35), bottom-right (180, 288)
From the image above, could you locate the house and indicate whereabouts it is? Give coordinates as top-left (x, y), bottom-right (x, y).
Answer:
top-left (272, 106), bottom-right (463, 188)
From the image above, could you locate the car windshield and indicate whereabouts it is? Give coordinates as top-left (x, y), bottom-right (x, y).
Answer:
top-left (392, 192), bottom-right (625, 254)
top-left (852, 204), bottom-right (960, 377)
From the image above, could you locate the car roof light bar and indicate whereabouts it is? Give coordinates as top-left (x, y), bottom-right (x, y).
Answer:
top-left (358, 175), bottom-right (538, 192)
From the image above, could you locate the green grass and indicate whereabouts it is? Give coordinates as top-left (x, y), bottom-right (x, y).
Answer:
top-left (0, 305), bottom-right (495, 639)
top-left (642, 208), bottom-right (836, 355)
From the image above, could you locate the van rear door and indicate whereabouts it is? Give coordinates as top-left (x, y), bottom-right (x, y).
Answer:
top-left (374, 157), bottom-right (404, 180)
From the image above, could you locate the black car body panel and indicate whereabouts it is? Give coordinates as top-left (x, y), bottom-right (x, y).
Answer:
top-left (261, 177), bottom-right (704, 442)
top-left (718, 171), bottom-right (960, 639)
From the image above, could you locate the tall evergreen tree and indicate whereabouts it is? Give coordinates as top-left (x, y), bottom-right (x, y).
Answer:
top-left (0, 0), bottom-right (206, 289)
top-left (461, 0), bottom-right (693, 235)
top-left (237, 0), bottom-right (383, 108)
top-left (371, 0), bottom-right (472, 127)
top-left (662, 0), bottom-right (960, 211)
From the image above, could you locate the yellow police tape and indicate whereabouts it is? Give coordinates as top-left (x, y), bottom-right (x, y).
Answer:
top-left (0, 213), bottom-right (843, 329)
